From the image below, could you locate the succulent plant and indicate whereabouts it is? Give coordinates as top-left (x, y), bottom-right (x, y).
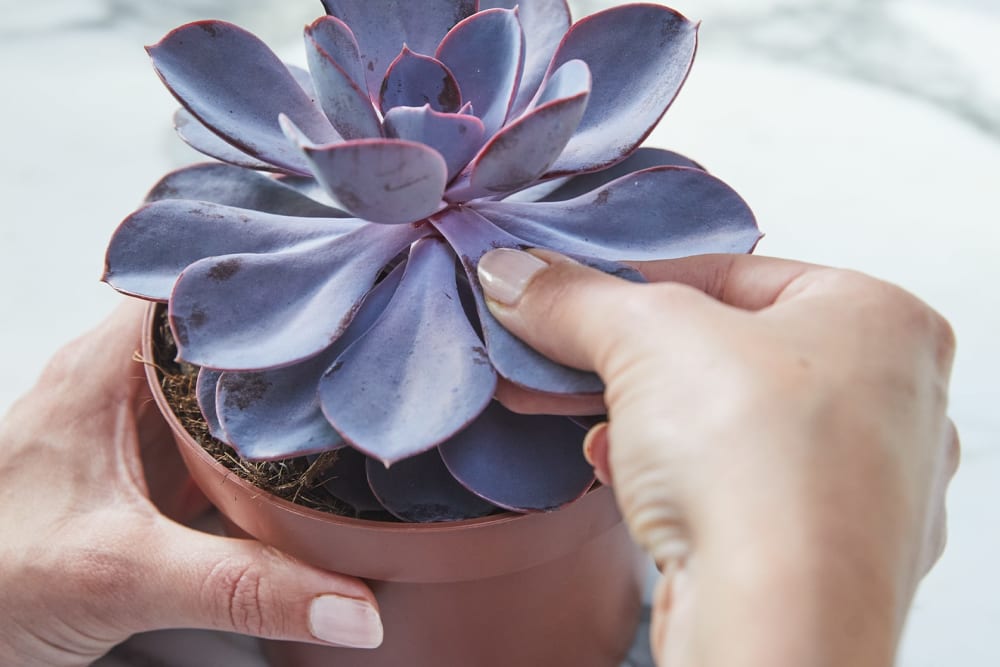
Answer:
top-left (103, 0), bottom-right (761, 522)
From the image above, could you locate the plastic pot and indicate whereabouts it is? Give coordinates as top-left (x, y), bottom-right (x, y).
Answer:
top-left (142, 303), bottom-right (645, 667)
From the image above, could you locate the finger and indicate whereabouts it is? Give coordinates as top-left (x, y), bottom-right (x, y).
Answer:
top-left (477, 248), bottom-right (715, 374)
top-left (582, 422), bottom-right (612, 486)
top-left (630, 253), bottom-right (822, 310)
top-left (131, 520), bottom-right (382, 649)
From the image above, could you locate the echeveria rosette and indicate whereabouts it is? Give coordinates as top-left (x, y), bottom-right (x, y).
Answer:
top-left (103, 0), bottom-right (762, 522)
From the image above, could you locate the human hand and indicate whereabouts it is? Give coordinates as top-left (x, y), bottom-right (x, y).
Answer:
top-left (478, 249), bottom-right (958, 667)
top-left (0, 301), bottom-right (382, 667)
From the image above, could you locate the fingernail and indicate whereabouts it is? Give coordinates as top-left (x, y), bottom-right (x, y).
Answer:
top-left (309, 596), bottom-right (383, 649)
top-left (477, 248), bottom-right (550, 306)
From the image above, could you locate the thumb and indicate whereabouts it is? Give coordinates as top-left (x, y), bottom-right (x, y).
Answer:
top-left (125, 518), bottom-right (382, 649)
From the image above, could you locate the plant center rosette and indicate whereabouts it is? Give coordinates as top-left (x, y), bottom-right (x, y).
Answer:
top-left (103, 0), bottom-right (761, 523)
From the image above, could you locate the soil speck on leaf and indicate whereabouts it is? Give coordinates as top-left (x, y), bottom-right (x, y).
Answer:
top-left (471, 346), bottom-right (490, 366)
top-left (208, 258), bottom-right (243, 282)
top-left (222, 373), bottom-right (272, 411)
top-left (188, 307), bottom-right (209, 328)
top-left (172, 319), bottom-right (190, 347)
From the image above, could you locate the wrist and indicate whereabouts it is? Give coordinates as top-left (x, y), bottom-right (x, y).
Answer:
top-left (686, 489), bottom-right (909, 667)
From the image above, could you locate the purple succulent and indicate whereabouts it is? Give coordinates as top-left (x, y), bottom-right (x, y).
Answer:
top-left (104, 0), bottom-right (761, 522)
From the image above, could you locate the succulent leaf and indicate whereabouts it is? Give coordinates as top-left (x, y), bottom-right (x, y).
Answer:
top-left (468, 59), bottom-right (589, 194)
top-left (173, 109), bottom-right (276, 172)
top-left (473, 166), bottom-right (761, 261)
top-left (480, 0), bottom-right (572, 116)
top-left (304, 16), bottom-right (368, 92)
top-left (321, 0), bottom-right (477, 100)
top-left (104, 201), bottom-right (361, 300)
top-left (545, 5), bottom-right (698, 175)
top-left (537, 146), bottom-right (703, 202)
top-left (148, 21), bottom-right (340, 175)
top-left (168, 222), bottom-right (425, 369)
top-left (319, 238), bottom-right (498, 464)
top-left (379, 47), bottom-right (462, 115)
top-left (144, 163), bottom-right (349, 218)
top-left (305, 17), bottom-right (383, 140)
top-left (284, 122), bottom-right (448, 224)
top-left (195, 368), bottom-right (225, 440)
top-left (367, 448), bottom-right (496, 523)
top-left (285, 63), bottom-right (320, 99)
top-left (439, 401), bottom-right (594, 512)
top-left (383, 105), bottom-right (486, 182)
top-left (216, 263), bottom-right (406, 460)
top-left (436, 8), bottom-right (525, 138)
top-left (432, 207), bottom-right (603, 395)
top-left (319, 447), bottom-right (385, 513)
top-left (173, 65), bottom-right (317, 171)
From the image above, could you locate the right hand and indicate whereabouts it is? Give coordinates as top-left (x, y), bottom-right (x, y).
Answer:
top-left (478, 249), bottom-right (959, 667)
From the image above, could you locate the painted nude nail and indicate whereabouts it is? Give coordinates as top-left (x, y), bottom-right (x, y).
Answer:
top-left (477, 248), bottom-right (550, 306)
top-left (309, 595), bottom-right (383, 649)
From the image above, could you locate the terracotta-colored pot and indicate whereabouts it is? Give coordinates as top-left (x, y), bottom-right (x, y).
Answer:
top-left (143, 304), bottom-right (645, 667)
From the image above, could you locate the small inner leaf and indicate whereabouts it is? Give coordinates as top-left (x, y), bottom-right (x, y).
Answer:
top-left (383, 105), bottom-right (485, 182)
top-left (379, 47), bottom-right (462, 115)
top-left (322, 0), bottom-right (477, 100)
top-left (284, 120), bottom-right (448, 224)
top-left (305, 16), bottom-right (383, 140)
top-left (437, 8), bottom-right (525, 138)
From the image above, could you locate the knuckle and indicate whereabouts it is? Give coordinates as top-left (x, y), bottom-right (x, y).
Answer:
top-left (831, 272), bottom-right (956, 366)
top-left (205, 557), bottom-right (272, 637)
top-left (928, 310), bottom-right (957, 369)
top-left (891, 292), bottom-right (957, 370)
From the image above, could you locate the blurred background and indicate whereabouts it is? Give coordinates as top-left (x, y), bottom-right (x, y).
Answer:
top-left (1, 1), bottom-right (997, 665)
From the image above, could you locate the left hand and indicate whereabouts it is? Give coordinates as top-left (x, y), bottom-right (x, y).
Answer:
top-left (0, 301), bottom-right (382, 667)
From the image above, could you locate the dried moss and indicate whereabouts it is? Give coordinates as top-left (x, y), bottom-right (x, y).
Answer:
top-left (149, 304), bottom-right (391, 519)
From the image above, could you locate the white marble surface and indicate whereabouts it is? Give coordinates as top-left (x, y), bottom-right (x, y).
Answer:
top-left (1, 1), bottom-right (997, 665)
